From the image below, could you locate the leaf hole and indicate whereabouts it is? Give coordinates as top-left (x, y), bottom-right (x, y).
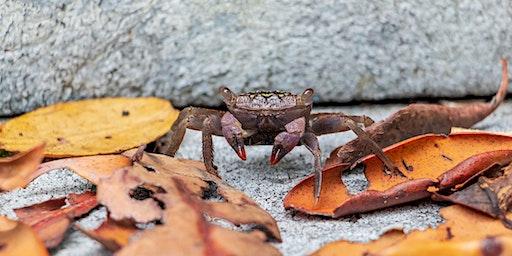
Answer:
top-left (144, 165), bottom-right (157, 173)
top-left (122, 110), bottom-right (130, 116)
top-left (201, 180), bottom-right (225, 202)
top-left (130, 186), bottom-right (153, 200)
top-left (129, 185), bottom-right (167, 210)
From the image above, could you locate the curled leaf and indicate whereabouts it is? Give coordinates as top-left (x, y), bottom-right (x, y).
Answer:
top-left (0, 217), bottom-right (49, 256)
top-left (0, 98), bottom-right (178, 157)
top-left (0, 144), bottom-right (45, 191)
top-left (14, 192), bottom-right (98, 248)
top-left (312, 205), bottom-right (512, 256)
top-left (325, 59), bottom-right (508, 171)
top-left (434, 162), bottom-right (512, 227)
top-left (285, 132), bottom-right (512, 217)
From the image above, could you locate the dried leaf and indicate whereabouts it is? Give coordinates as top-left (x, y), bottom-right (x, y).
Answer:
top-left (14, 192), bottom-right (98, 248)
top-left (0, 216), bottom-right (49, 256)
top-left (312, 205), bottom-right (512, 256)
top-left (325, 59), bottom-right (508, 171)
top-left (0, 144), bottom-right (45, 191)
top-left (96, 168), bottom-right (163, 223)
top-left (0, 97), bottom-right (178, 157)
top-left (434, 162), bottom-right (512, 227)
top-left (285, 132), bottom-right (512, 217)
top-left (34, 154), bottom-right (132, 184)
top-left (76, 218), bottom-right (138, 252)
top-left (116, 178), bottom-right (281, 256)
top-left (122, 149), bottom-right (281, 241)
top-left (95, 150), bottom-right (281, 254)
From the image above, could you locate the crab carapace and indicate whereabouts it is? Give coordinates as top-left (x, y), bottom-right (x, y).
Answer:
top-left (157, 87), bottom-right (398, 201)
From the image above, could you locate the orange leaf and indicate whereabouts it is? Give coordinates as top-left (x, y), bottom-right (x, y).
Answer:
top-left (285, 132), bottom-right (512, 217)
top-left (35, 154), bottom-right (132, 184)
top-left (0, 144), bottom-right (45, 191)
top-left (312, 205), bottom-right (512, 256)
top-left (14, 191), bottom-right (98, 248)
top-left (77, 218), bottom-right (138, 252)
top-left (0, 216), bottom-right (49, 256)
top-left (0, 97), bottom-right (178, 157)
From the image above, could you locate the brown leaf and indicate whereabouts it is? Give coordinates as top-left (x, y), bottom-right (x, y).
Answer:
top-left (96, 167), bottom-right (163, 223)
top-left (34, 154), bottom-right (132, 184)
top-left (76, 218), bottom-right (138, 252)
top-left (94, 150), bottom-right (281, 254)
top-left (14, 191), bottom-right (98, 248)
top-left (122, 149), bottom-right (281, 241)
top-left (434, 162), bottom-right (512, 227)
top-left (325, 59), bottom-right (508, 171)
top-left (312, 205), bottom-right (512, 256)
top-left (0, 97), bottom-right (179, 157)
top-left (0, 216), bottom-right (49, 256)
top-left (0, 144), bottom-right (45, 191)
top-left (116, 178), bottom-right (281, 256)
top-left (437, 150), bottom-right (512, 190)
top-left (285, 132), bottom-right (512, 217)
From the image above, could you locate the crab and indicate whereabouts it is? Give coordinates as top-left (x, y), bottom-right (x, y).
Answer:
top-left (157, 87), bottom-right (398, 201)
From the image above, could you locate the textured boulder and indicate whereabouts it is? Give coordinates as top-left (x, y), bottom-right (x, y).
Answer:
top-left (1, 0), bottom-right (511, 115)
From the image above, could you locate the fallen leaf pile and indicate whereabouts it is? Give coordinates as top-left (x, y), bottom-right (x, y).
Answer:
top-left (0, 60), bottom-right (511, 255)
top-left (0, 97), bottom-right (281, 255)
top-left (0, 150), bottom-right (282, 255)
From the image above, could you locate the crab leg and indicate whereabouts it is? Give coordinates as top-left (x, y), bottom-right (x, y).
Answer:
top-left (341, 118), bottom-right (402, 176)
top-left (202, 115), bottom-right (223, 176)
top-left (310, 113), bottom-right (374, 135)
top-left (301, 132), bottom-right (322, 202)
top-left (310, 113), bottom-right (402, 176)
top-left (156, 107), bottom-right (224, 156)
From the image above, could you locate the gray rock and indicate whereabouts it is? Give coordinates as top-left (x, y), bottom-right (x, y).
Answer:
top-left (1, 0), bottom-right (511, 115)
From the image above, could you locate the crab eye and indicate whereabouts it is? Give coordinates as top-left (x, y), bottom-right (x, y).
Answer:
top-left (303, 88), bottom-right (314, 96)
top-left (301, 88), bottom-right (314, 104)
top-left (219, 86), bottom-right (235, 102)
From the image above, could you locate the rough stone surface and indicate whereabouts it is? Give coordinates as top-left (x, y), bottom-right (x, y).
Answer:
top-left (1, 102), bottom-right (511, 255)
top-left (1, 0), bottom-right (512, 115)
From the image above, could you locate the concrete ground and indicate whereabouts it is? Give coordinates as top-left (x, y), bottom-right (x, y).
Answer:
top-left (1, 101), bottom-right (512, 255)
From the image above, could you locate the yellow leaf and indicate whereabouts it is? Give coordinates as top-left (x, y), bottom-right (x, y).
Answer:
top-left (0, 98), bottom-right (178, 157)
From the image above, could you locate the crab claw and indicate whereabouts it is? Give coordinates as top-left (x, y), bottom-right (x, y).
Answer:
top-left (270, 132), bottom-right (301, 165)
top-left (236, 145), bottom-right (247, 160)
top-left (223, 128), bottom-right (247, 161)
top-left (221, 113), bottom-right (247, 161)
